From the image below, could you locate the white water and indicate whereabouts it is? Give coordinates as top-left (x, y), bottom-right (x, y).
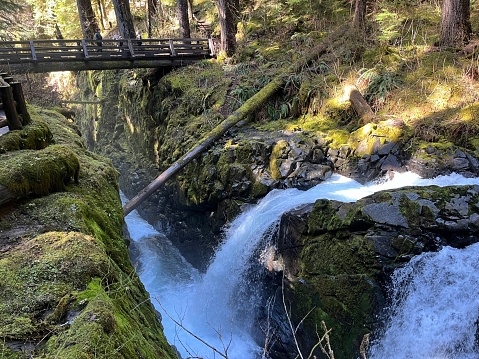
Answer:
top-left (368, 243), bottom-right (479, 359)
top-left (123, 172), bottom-right (479, 359)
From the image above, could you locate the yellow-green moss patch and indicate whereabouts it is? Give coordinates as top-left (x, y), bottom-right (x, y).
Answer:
top-left (0, 145), bottom-right (79, 198)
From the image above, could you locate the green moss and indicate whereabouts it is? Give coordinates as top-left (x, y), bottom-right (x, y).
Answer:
top-left (0, 343), bottom-right (22, 358)
top-left (0, 145), bottom-right (79, 197)
top-left (326, 129), bottom-right (350, 149)
top-left (46, 276), bottom-right (174, 359)
top-left (308, 200), bottom-right (345, 233)
top-left (398, 195), bottom-right (421, 228)
top-left (269, 139), bottom-right (288, 180)
top-left (294, 231), bottom-right (379, 359)
top-left (0, 232), bottom-right (110, 338)
top-left (0, 114), bottom-right (52, 153)
top-left (0, 108), bottom-right (176, 358)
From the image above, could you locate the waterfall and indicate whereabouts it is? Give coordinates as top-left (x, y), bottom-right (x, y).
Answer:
top-left (123, 172), bottom-right (479, 359)
top-left (368, 243), bottom-right (479, 359)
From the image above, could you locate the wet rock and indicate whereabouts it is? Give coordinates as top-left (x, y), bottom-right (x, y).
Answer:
top-left (276, 184), bottom-right (479, 359)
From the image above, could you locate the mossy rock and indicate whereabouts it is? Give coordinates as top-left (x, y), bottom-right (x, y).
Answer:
top-left (0, 115), bottom-right (53, 153)
top-left (0, 145), bottom-right (79, 198)
top-left (0, 232), bottom-right (110, 338)
top-left (0, 108), bottom-right (176, 358)
top-left (44, 277), bottom-right (175, 359)
top-left (292, 231), bottom-right (380, 359)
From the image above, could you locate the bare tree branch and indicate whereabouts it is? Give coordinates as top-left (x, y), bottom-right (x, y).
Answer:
top-left (153, 297), bottom-right (228, 358)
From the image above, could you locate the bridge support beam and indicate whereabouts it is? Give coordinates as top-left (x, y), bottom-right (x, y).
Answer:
top-left (0, 84), bottom-right (22, 130)
top-left (11, 82), bottom-right (31, 125)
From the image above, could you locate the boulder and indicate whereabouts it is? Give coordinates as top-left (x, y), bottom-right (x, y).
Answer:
top-left (272, 184), bottom-right (479, 358)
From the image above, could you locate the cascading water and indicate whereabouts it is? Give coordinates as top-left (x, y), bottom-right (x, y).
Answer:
top-left (123, 172), bottom-right (479, 359)
top-left (367, 243), bottom-right (479, 359)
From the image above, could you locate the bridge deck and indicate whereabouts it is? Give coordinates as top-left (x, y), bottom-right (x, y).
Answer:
top-left (0, 38), bottom-right (215, 73)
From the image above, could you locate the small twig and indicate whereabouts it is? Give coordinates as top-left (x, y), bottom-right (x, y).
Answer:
top-left (319, 321), bottom-right (335, 359)
top-left (282, 274), bottom-right (304, 359)
top-left (359, 333), bottom-right (370, 359)
top-left (154, 297), bottom-right (227, 358)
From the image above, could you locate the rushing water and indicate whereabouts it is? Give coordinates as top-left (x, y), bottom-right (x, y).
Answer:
top-left (367, 243), bottom-right (479, 359)
top-left (123, 172), bottom-right (479, 359)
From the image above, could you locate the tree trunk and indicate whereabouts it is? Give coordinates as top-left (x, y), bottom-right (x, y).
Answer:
top-left (112, 0), bottom-right (136, 39)
top-left (0, 79), bottom-right (22, 131)
top-left (353, 0), bottom-right (366, 30)
top-left (76, 0), bottom-right (99, 39)
top-left (188, 0), bottom-right (193, 20)
top-left (147, 0), bottom-right (158, 38)
top-left (177, 0), bottom-right (191, 38)
top-left (216, 0), bottom-right (239, 56)
top-left (10, 82), bottom-right (31, 126)
top-left (96, 0), bottom-right (108, 29)
top-left (54, 23), bottom-right (66, 46)
top-left (123, 75), bottom-right (285, 215)
top-left (122, 29), bottom-right (343, 214)
top-left (439, 0), bottom-right (471, 47)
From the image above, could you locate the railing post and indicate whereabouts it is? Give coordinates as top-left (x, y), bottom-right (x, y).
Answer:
top-left (10, 82), bottom-right (30, 125)
top-left (0, 83), bottom-right (22, 130)
top-left (208, 38), bottom-right (215, 56)
top-left (169, 39), bottom-right (177, 56)
top-left (29, 40), bottom-right (37, 60)
top-left (81, 40), bottom-right (89, 59)
top-left (127, 39), bottom-right (135, 57)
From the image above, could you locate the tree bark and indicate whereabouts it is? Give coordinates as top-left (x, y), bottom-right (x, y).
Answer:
top-left (112, 0), bottom-right (136, 39)
top-left (439, 0), bottom-right (471, 47)
top-left (177, 0), bottom-right (190, 38)
top-left (216, 0), bottom-right (239, 56)
top-left (10, 82), bottom-right (31, 125)
top-left (353, 0), bottom-right (366, 30)
top-left (96, 0), bottom-right (108, 29)
top-left (0, 85), bottom-right (22, 131)
top-left (147, 0), bottom-right (158, 38)
top-left (76, 0), bottom-right (99, 39)
top-left (54, 23), bottom-right (66, 46)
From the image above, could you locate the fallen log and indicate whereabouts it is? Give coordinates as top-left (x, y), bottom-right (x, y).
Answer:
top-left (123, 28), bottom-right (347, 215)
top-left (123, 76), bottom-right (285, 215)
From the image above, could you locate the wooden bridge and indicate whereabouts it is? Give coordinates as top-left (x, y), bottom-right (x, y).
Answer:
top-left (0, 38), bottom-right (215, 73)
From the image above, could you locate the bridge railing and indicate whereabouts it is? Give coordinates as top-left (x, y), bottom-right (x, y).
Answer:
top-left (0, 38), bottom-right (214, 65)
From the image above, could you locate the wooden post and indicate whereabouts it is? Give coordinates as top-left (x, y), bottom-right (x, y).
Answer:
top-left (208, 38), bottom-right (215, 56)
top-left (169, 39), bottom-right (177, 56)
top-left (10, 82), bottom-right (30, 125)
top-left (127, 39), bottom-right (135, 57)
top-left (0, 85), bottom-right (22, 130)
top-left (29, 40), bottom-right (37, 60)
top-left (81, 40), bottom-right (89, 59)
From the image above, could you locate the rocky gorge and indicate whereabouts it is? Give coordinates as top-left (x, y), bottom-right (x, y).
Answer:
top-left (2, 28), bottom-right (479, 359)
top-left (65, 58), bottom-right (479, 358)
top-left (1, 58), bottom-right (479, 358)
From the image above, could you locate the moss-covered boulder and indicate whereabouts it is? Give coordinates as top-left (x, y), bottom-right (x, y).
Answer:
top-left (0, 114), bottom-right (53, 153)
top-left (276, 184), bottom-right (479, 358)
top-left (0, 107), bottom-right (176, 358)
